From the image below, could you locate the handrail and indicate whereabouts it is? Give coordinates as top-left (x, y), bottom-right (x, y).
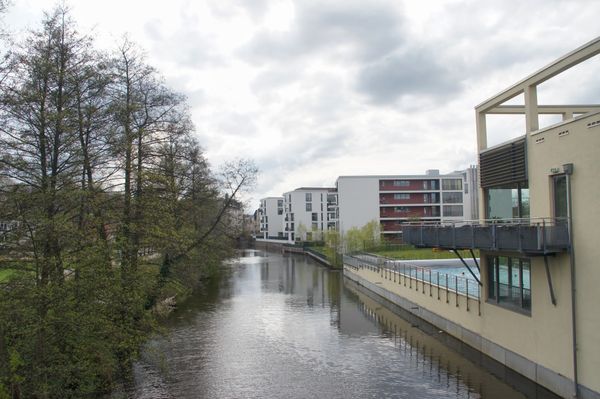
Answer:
top-left (401, 216), bottom-right (568, 227)
top-left (344, 253), bottom-right (480, 299)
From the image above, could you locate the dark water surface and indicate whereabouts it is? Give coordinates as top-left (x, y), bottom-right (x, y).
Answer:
top-left (128, 249), bottom-right (558, 399)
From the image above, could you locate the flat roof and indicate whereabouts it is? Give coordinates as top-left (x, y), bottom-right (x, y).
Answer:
top-left (336, 173), bottom-right (465, 180)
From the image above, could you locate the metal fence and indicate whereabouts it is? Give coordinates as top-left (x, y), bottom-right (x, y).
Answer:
top-left (344, 253), bottom-right (481, 315)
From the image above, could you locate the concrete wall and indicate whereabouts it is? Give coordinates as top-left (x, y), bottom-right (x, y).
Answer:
top-left (525, 112), bottom-right (600, 395)
top-left (337, 176), bottom-right (380, 234)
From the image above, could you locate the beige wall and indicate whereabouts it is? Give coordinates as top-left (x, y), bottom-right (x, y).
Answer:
top-left (526, 112), bottom-right (600, 391)
top-left (347, 262), bottom-right (576, 375)
top-left (472, 111), bottom-right (600, 395)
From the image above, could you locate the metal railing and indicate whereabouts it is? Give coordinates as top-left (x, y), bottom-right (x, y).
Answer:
top-left (402, 217), bottom-right (569, 254)
top-left (343, 253), bottom-right (481, 314)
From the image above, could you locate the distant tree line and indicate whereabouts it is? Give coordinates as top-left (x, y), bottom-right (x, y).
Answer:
top-left (0, 6), bottom-right (256, 398)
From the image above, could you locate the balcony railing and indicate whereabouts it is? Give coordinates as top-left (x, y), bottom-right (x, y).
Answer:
top-left (403, 218), bottom-right (570, 255)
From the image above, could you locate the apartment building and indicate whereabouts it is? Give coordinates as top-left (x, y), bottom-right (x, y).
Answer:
top-left (257, 197), bottom-right (284, 239)
top-left (336, 167), bottom-right (478, 240)
top-left (282, 187), bottom-right (337, 242)
top-left (403, 38), bottom-right (600, 398)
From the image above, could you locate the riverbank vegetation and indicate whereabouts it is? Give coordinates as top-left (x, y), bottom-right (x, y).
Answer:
top-left (0, 7), bottom-right (255, 398)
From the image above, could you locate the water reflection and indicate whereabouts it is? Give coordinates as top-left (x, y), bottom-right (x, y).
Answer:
top-left (129, 249), bottom-right (558, 399)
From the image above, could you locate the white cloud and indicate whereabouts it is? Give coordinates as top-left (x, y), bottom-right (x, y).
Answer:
top-left (4, 0), bottom-right (600, 211)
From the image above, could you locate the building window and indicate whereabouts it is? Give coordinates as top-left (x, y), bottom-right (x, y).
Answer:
top-left (394, 207), bottom-right (409, 212)
top-left (277, 199), bottom-right (283, 207)
top-left (311, 212), bottom-right (318, 222)
top-left (312, 222), bottom-right (318, 230)
top-left (305, 193), bottom-right (312, 202)
top-left (442, 192), bottom-right (463, 203)
top-left (487, 256), bottom-right (531, 313)
top-left (443, 205), bottom-right (463, 217)
top-left (393, 180), bottom-right (410, 187)
top-left (277, 209), bottom-right (283, 215)
top-left (393, 193), bottom-right (410, 200)
top-left (306, 203), bottom-right (312, 212)
top-left (553, 175), bottom-right (567, 219)
top-left (442, 179), bottom-right (463, 190)
top-left (486, 184), bottom-right (530, 219)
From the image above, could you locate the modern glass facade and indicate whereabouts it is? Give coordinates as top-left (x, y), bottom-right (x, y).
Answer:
top-left (487, 255), bottom-right (531, 313)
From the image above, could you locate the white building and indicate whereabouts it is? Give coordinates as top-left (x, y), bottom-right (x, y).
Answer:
top-left (336, 168), bottom-right (478, 241)
top-left (258, 197), bottom-right (284, 239)
top-left (282, 187), bottom-right (337, 242)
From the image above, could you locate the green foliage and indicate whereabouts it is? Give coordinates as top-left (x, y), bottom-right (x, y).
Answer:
top-left (296, 222), bottom-right (308, 241)
top-left (0, 6), bottom-right (255, 398)
top-left (343, 219), bottom-right (382, 253)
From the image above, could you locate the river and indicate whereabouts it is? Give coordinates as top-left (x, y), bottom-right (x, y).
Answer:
top-left (127, 249), bottom-right (559, 398)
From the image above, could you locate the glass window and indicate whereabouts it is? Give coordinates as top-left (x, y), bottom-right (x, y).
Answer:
top-left (311, 222), bottom-right (318, 230)
top-left (311, 212), bottom-right (318, 221)
top-left (305, 193), bottom-right (312, 202)
top-left (487, 255), bottom-right (531, 312)
top-left (393, 193), bottom-right (410, 200)
top-left (486, 185), bottom-right (529, 219)
top-left (277, 209), bottom-right (283, 215)
top-left (488, 257), bottom-right (497, 300)
top-left (442, 192), bottom-right (463, 203)
top-left (553, 175), bottom-right (567, 219)
top-left (443, 205), bottom-right (463, 217)
top-left (306, 203), bottom-right (312, 212)
top-left (393, 180), bottom-right (410, 187)
top-left (442, 179), bottom-right (463, 190)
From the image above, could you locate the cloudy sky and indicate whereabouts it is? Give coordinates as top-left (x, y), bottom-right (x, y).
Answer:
top-left (4, 0), bottom-right (600, 209)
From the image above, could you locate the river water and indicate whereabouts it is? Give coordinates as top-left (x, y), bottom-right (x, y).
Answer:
top-left (128, 249), bottom-right (559, 399)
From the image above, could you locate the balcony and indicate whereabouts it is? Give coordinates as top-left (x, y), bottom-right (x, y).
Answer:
top-left (403, 218), bottom-right (570, 256)
top-left (380, 207), bottom-right (440, 219)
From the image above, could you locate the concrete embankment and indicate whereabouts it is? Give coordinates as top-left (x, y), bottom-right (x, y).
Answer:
top-left (254, 239), bottom-right (334, 267)
top-left (342, 256), bottom-right (595, 399)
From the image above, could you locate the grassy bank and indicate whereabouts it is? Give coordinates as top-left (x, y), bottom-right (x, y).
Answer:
top-left (304, 243), bottom-right (478, 265)
top-left (369, 246), bottom-right (478, 260)
top-left (0, 269), bottom-right (17, 283)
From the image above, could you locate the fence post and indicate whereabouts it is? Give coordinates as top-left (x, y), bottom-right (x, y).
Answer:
top-left (409, 266), bottom-right (412, 289)
top-left (455, 276), bottom-right (459, 307)
top-left (422, 268), bottom-right (425, 294)
top-left (394, 265), bottom-right (397, 283)
top-left (429, 270), bottom-right (432, 297)
top-left (466, 279), bottom-right (470, 312)
top-left (403, 264), bottom-right (406, 286)
top-left (437, 272), bottom-right (440, 300)
top-left (446, 273), bottom-right (449, 303)
top-left (478, 282), bottom-right (481, 316)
